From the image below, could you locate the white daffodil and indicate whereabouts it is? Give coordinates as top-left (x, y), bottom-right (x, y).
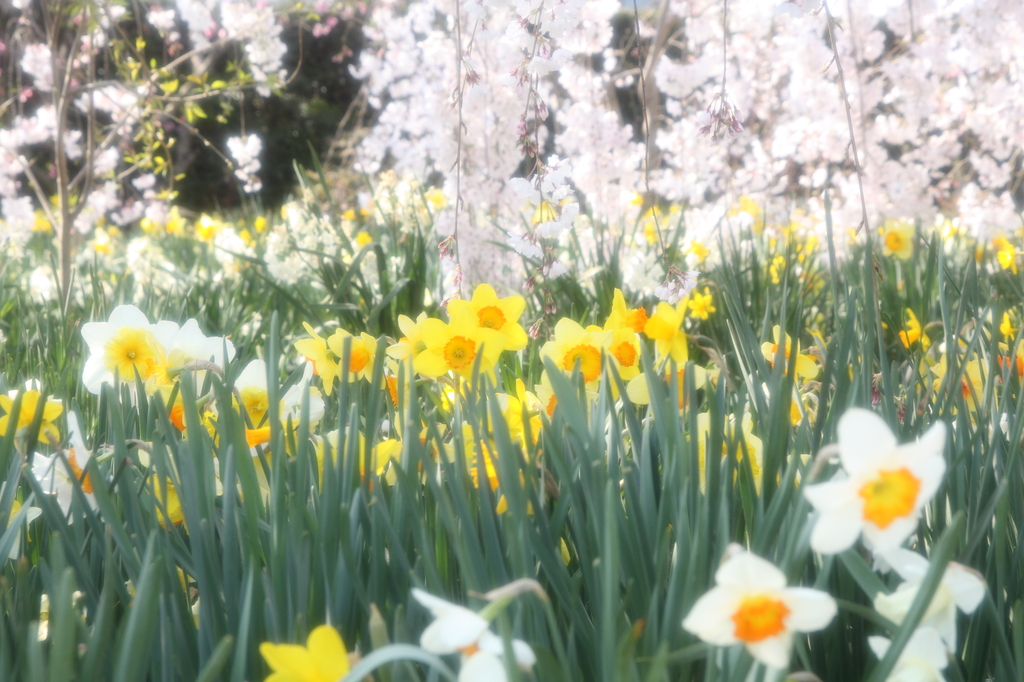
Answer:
top-left (81, 304), bottom-right (179, 394)
top-left (804, 409), bottom-right (946, 555)
top-left (868, 626), bottom-right (948, 682)
top-left (411, 588), bottom-right (535, 682)
top-left (874, 548), bottom-right (986, 649)
top-left (682, 549), bottom-right (837, 669)
top-left (31, 411), bottom-right (97, 515)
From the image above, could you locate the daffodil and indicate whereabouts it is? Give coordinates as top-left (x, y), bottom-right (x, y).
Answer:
top-left (604, 289), bottom-right (648, 334)
top-left (327, 328), bottom-right (377, 382)
top-left (259, 624), bottom-right (350, 682)
top-left (412, 589), bottom-right (536, 682)
top-left (447, 283), bottom-right (528, 352)
top-left (688, 288), bottom-right (716, 320)
top-left (626, 365), bottom-right (708, 408)
top-left (643, 301), bottom-right (688, 365)
top-left (151, 474), bottom-right (184, 527)
top-left (760, 326), bottom-right (818, 379)
top-left (387, 312), bottom-right (430, 364)
top-left (414, 308), bottom-right (505, 380)
top-left (316, 428), bottom-right (402, 485)
top-left (995, 236), bottom-right (1018, 274)
top-left (931, 356), bottom-right (984, 411)
top-left (873, 548), bottom-right (986, 649)
top-left (294, 323), bottom-right (341, 396)
top-left (30, 411), bottom-right (96, 516)
top-left (682, 548), bottom-right (837, 669)
top-left (81, 305), bottom-right (179, 394)
top-left (605, 327), bottom-right (642, 381)
top-left (693, 411), bottom-right (763, 492)
top-left (145, 318), bottom-right (236, 388)
top-left (803, 409), bottom-right (946, 554)
top-left (1000, 311), bottom-right (1018, 339)
top-left (496, 380), bottom-right (543, 449)
top-left (540, 318), bottom-right (614, 389)
top-left (867, 627), bottom-right (948, 682)
top-left (898, 309), bottom-right (930, 350)
top-left (880, 220), bottom-right (914, 260)
top-left (245, 363), bottom-right (325, 449)
top-left (234, 359), bottom-right (271, 428)
top-left (0, 389), bottom-right (63, 444)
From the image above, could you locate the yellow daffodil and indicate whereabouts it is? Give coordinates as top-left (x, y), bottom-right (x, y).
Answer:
top-left (931, 356), bottom-right (984, 411)
top-left (0, 390), bottom-right (63, 444)
top-left (1000, 311), bottom-right (1017, 339)
top-left (898, 309), bottom-right (930, 350)
top-left (688, 288), bottom-right (716, 321)
top-left (317, 429), bottom-right (402, 485)
top-left (413, 308), bottom-right (504, 379)
top-left (294, 323), bottom-right (341, 396)
top-left (496, 379), bottom-right (543, 450)
top-left (447, 284), bottom-right (528, 352)
top-left (880, 220), bottom-right (914, 260)
top-left (626, 365), bottom-right (708, 408)
top-left (195, 214), bottom-right (223, 242)
top-left (995, 237), bottom-right (1018, 274)
top-left (603, 289), bottom-right (648, 334)
top-left (259, 624), bottom-right (350, 682)
top-left (760, 326), bottom-right (818, 379)
top-left (151, 475), bottom-right (184, 527)
top-left (387, 312), bottom-right (430, 364)
top-left (643, 301), bottom-right (688, 365)
top-left (327, 328), bottom-right (377, 382)
top-left (540, 318), bottom-right (614, 389)
top-left (694, 412), bottom-right (764, 493)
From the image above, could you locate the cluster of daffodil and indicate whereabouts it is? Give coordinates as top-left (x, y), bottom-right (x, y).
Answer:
top-left (257, 579), bottom-right (542, 682)
top-left (682, 408), bottom-right (986, 677)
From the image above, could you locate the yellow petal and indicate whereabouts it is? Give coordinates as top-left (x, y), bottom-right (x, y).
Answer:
top-left (306, 625), bottom-right (349, 681)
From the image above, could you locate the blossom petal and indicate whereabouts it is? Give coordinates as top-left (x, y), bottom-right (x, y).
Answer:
top-left (838, 409), bottom-right (897, 477)
top-left (744, 631), bottom-right (792, 669)
top-left (944, 563), bottom-right (986, 614)
top-left (306, 624), bottom-right (349, 681)
top-left (781, 587), bottom-right (837, 632)
top-left (459, 651), bottom-right (506, 682)
top-left (682, 586), bottom-right (742, 646)
top-left (714, 552), bottom-right (787, 591)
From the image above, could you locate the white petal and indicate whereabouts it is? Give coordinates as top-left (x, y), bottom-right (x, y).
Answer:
top-left (459, 651), bottom-right (506, 682)
top-left (863, 514), bottom-right (919, 554)
top-left (878, 548), bottom-right (930, 582)
top-left (80, 321), bottom-right (116, 351)
top-left (744, 631), bottom-right (792, 669)
top-left (81, 355), bottom-right (110, 395)
top-left (236, 359), bottom-right (267, 390)
top-left (838, 408), bottom-right (897, 477)
top-left (803, 476), bottom-right (857, 512)
top-left (874, 585), bottom-right (917, 625)
top-left (809, 500), bottom-right (865, 555)
top-left (781, 588), bottom-right (837, 632)
top-left (150, 320), bottom-right (180, 349)
top-left (682, 586), bottom-right (742, 645)
top-left (106, 304), bottom-right (151, 329)
top-left (867, 635), bottom-right (890, 659)
top-left (943, 563), bottom-right (985, 614)
top-left (902, 626), bottom-right (949, 669)
top-left (477, 632), bottom-right (536, 670)
top-left (714, 552), bottom-right (787, 591)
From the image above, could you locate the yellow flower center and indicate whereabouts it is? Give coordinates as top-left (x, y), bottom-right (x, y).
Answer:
top-left (562, 344), bottom-right (602, 383)
top-left (612, 341), bottom-right (637, 368)
top-left (349, 346), bottom-right (370, 374)
top-left (443, 336), bottom-right (477, 370)
top-left (732, 594), bottom-right (790, 642)
top-left (477, 306), bottom-right (506, 330)
top-left (104, 327), bottom-right (159, 380)
top-left (625, 309), bottom-right (648, 334)
top-left (859, 467), bottom-right (921, 528)
top-left (885, 231), bottom-right (904, 253)
top-left (67, 450), bottom-right (94, 494)
top-left (240, 387), bottom-right (269, 425)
